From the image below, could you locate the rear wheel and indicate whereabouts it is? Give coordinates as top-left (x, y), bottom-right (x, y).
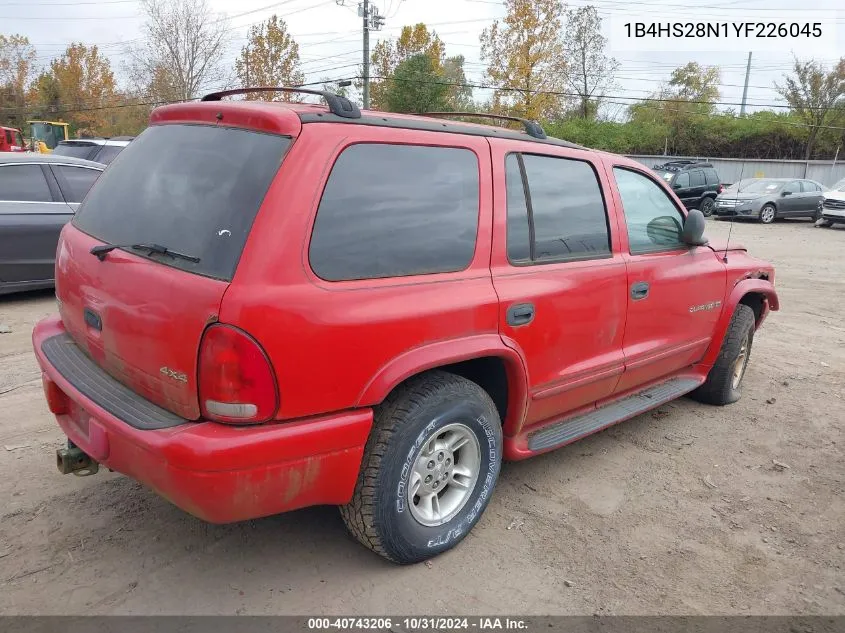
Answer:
top-left (340, 371), bottom-right (503, 564)
top-left (759, 204), bottom-right (776, 224)
top-left (690, 304), bottom-right (756, 406)
top-left (699, 197), bottom-right (715, 217)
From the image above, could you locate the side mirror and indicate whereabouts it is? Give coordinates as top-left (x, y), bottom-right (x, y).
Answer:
top-left (782, 190), bottom-right (792, 197)
top-left (682, 209), bottom-right (709, 246)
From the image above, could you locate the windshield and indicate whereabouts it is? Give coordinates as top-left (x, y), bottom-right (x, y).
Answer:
top-left (53, 143), bottom-right (97, 160)
top-left (73, 124), bottom-right (290, 281)
top-left (830, 178), bottom-right (845, 192)
top-left (30, 122), bottom-right (65, 150)
top-left (738, 180), bottom-right (784, 194)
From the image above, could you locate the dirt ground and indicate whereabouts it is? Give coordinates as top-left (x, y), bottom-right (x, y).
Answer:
top-left (0, 218), bottom-right (843, 616)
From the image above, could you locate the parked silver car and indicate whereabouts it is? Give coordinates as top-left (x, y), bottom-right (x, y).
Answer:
top-left (713, 178), bottom-right (825, 224)
top-left (52, 137), bottom-right (133, 165)
top-left (0, 154), bottom-right (104, 295)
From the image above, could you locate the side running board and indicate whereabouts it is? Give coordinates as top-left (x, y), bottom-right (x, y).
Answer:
top-left (527, 377), bottom-right (702, 452)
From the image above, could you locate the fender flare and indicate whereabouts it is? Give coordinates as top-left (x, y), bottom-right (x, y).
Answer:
top-left (356, 334), bottom-right (529, 436)
top-left (700, 278), bottom-right (779, 367)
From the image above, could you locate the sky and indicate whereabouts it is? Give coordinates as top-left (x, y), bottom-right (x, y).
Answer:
top-left (7, 0), bottom-right (845, 118)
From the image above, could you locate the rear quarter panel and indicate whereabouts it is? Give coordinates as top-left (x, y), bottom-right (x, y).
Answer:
top-left (222, 123), bottom-right (503, 420)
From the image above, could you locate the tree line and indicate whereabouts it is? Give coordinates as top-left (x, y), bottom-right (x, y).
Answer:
top-left (1, 0), bottom-right (843, 159)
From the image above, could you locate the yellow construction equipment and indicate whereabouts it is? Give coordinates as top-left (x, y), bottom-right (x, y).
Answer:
top-left (27, 120), bottom-right (70, 153)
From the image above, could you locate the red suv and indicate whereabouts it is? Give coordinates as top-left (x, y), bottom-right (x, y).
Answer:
top-left (33, 87), bottom-right (778, 564)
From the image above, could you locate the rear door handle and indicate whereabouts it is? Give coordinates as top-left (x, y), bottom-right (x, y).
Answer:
top-left (631, 282), bottom-right (650, 300)
top-left (507, 303), bottom-right (535, 326)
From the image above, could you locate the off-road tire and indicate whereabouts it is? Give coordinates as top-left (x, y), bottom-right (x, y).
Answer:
top-left (690, 304), bottom-right (756, 406)
top-left (339, 371), bottom-right (503, 564)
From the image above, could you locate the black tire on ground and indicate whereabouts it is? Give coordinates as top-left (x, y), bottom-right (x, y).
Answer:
top-left (699, 197), bottom-right (715, 217)
top-left (690, 304), bottom-right (756, 406)
top-left (339, 371), bottom-right (503, 564)
top-left (759, 204), bottom-right (777, 224)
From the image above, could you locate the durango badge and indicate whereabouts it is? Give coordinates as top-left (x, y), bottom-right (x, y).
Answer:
top-left (689, 301), bottom-right (722, 313)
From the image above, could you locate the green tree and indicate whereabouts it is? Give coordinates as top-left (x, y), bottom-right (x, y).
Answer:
top-left (479, 0), bottom-right (568, 120)
top-left (235, 15), bottom-right (304, 101)
top-left (369, 23), bottom-right (446, 110)
top-left (775, 57), bottom-right (845, 159)
top-left (383, 54), bottom-right (449, 114)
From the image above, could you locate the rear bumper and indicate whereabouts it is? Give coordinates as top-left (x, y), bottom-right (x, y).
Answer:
top-left (33, 315), bottom-right (372, 523)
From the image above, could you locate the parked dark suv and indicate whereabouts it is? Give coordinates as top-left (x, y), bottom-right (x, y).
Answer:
top-left (33, 87), bottom-right (778, 564)
top-left (653, 160), bottom-right (723, 216)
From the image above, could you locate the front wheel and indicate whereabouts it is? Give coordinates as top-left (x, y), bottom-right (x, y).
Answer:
top-left (699, 197), bottom-right (715, 217)
top-left (759, 204), bottom-right (777, 224)
top-left (690, 304), bottom-right (756, 406)
top-left (340, 371), bottom-right (503, 564)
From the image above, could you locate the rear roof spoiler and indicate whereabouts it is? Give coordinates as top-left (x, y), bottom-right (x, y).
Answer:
top-left (201, 86), bottom-right (361, 120)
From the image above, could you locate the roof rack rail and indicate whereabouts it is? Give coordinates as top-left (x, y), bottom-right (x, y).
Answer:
top-left (418, 112), bottom-right (547, 140)
top-left (201, 86), bottom-right (361, 119)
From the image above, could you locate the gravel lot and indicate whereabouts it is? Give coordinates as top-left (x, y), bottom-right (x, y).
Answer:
top-left (0, 218), bottom-right (843, 616)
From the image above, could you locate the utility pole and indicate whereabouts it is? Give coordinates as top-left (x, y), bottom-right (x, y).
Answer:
top-left (740, 51), bottom-right (752, 117)
top-left (362, 0), bottom-right (370, 109)
top-left (337, 1), bottom-right (384, 109)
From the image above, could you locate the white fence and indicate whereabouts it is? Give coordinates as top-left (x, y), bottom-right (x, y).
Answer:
top-left (625, 155), bottom-right (845, 187)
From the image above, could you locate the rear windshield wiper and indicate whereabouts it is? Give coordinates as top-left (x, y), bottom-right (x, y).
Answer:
top-left (90, 242), bottom-right (201, 263)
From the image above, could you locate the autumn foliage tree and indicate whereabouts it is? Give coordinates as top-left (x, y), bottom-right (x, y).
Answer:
top-left (0, 34), bottom-right (36, 126)
top-left (235, 15), bottom-right (304, 100)
top-left (480, 0), bottom-right (568, 121)
top-left (564, 6), bottom-right (618, 120)
top-left (30, 43), bottom-right (118, 133)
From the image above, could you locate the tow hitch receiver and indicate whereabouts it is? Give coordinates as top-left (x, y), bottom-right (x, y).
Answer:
top-left (56, 441), bottom-right (99, 476)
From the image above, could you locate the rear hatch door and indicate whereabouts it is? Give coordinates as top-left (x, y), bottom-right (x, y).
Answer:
top-left (57, 123), bottom-right (291, 419)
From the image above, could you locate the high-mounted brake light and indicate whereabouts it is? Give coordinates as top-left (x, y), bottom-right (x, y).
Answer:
top-left (198, 324), bottom-right (278, 425)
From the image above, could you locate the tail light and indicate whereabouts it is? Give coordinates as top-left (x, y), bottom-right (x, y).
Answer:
top-left (198, 324), bottom-right (278, 424)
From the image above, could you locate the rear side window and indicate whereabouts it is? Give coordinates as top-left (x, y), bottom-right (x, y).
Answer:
top-left (801, 181), bottom-right (819, 192)
top-left (704, 168), bottom-right (719, 185)
top-left (52, 165), bottom-right (101, 203)
top-left (94, 144), bottom-right (124, 165)
top-left (73, 124), bottom-right (290, 281)
top-left (0, 165), bottom-right (52, 202)
top-left (689, 170), bottom-right (705, 186)
top-left (309, 143), bottom-right (479, 281)
top-left (506, 153), bottom-right (610, 263)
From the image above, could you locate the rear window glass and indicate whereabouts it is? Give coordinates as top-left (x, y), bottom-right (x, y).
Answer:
top-left (53, 143), bottom-right (98, 160)
top-left (309, 143), bottom-right (479, 281)
top-left (73, 124), bottom-right (289, 280)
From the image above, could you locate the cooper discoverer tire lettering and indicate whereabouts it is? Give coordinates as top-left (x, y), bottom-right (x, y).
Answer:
top-left (339, 371), bottom-right (503, 564)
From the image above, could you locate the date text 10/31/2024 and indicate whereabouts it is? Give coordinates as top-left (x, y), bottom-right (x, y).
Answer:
top-left (307, 617), bottom-right (529, 630)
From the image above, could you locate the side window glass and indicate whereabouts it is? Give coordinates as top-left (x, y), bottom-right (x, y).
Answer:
top-left (0, 165), bottom-right (52, 202)
top-left (505, 154), bottom-right (531, 263)
top-left (689, 170), bottom-right (705, 187)
top-left (52, 166), bottom-right (101, 203)
top-left (613, 167), bottom-right (686, 253)
top-left (309, 143), bottom-right (480, 281)
top-left (784, 181), bottom-right (800, 194)
top-left (674, 172), bottom-right (690, 188)
top-left (505, 154), bottom-right (610, 264)
top-left (705, 168), bottom-right (719, 185)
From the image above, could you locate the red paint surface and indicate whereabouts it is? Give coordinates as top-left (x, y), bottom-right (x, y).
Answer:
top-left (34, 101), bottom-right (778, 523)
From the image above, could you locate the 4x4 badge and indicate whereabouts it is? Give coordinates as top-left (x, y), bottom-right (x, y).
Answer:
top-left (159, 367), bottom-right (188, 383)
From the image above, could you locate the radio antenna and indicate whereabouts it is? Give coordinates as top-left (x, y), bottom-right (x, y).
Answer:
top-left (724, 144), bottom-right (748, 264)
